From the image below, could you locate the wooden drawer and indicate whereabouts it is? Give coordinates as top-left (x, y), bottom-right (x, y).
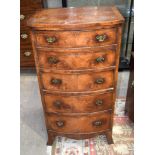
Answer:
top-left (46, 110), bottom-right (111, 133)
top-left (41, 70), bottom-right (114, 92)
top-left (20, 10), bottom-right (36, 27)
top-left (34, 28), bottom-right (117, 48)
top-left (20, 48), bottom-right (35, 67)
top-left (37, 46), bottom-right (116, 70)
top-left (20, 0), bottom-right (43, 11)
top-left (44, 92), bottom-right (113, 113)
top-left (20, 29), bottom-right (31, 46)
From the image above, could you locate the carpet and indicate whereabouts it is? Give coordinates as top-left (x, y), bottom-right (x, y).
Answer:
top-left (50, 99), bottom-right (134, 155)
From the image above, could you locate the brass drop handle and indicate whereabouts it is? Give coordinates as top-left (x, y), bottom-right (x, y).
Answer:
top-left (48, 57), bottom-right (59, 64)
top-left (95, 99), bottom-right (103, 106)
top-left (95, 78), bottom-right (105, 84)
top-left (51, 79), bottom-right (62, 85)
top-left (46, 37), bottom-right (56, 43)
top-left (56, 121), bottom-right (64, 127)
top-left (21, 33), bottom-right (28, 39)
top-left (96, 34), bottom-right (107, 42)
top-left (93, 120), bottom-right (103, 126)
top-left (24, 51), bottom-right (31, 57)
top-left (96, 57), bottom-right (105, 63)
top-left (54, 100), bottom-right (62, 108)
top-left (20, 14), bottom-right (25, 20)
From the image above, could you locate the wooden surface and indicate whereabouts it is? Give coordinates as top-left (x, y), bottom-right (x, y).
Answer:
top-left (46, 110), bottom-right (111, 133)
top-left (28, 6), bottom-right (124, 145)
top-left (20, 70), bottom-right (129, 152)
top-left (44, 91), bottom-right (113, 113)
top-left (34, 28), bottom-right (117, 47)
top-left (37, 46), bottom-right (116, 70)
top-left (20, 0), bottom-right (44, 68)
top-left (21, 0), bottom-right (43, 10)
top-left (27, 6), bottom-right (124, 30)
top-left (41, 69), bottom-right (114, 92)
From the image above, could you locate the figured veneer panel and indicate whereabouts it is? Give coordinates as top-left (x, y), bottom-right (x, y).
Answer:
top-left (34, 28), bottom-right (117, 48)
top-left (44, 91), bottom-right (113, 113)
top-left (37, 46), bottom-right (116, 70)
top-left (46, 110), bottom-right (112, 133)
top-left (41, 70), bottom-right (114, 92)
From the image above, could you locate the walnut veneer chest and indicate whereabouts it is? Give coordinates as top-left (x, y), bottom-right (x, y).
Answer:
top-left (27, 6), bottom-right (124, 145)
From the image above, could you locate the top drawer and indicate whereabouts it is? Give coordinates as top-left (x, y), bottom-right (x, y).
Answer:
top-left (34, 28), bottom-right (117, 48)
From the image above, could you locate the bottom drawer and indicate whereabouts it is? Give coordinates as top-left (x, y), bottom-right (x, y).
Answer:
top-left (20, 49), bottom-right (35, 67)
top-left (46, 110), bottom-right (111, 133)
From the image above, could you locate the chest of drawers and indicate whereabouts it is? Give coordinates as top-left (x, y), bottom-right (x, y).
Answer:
top-left (20, 0), bottom-right (44, 68)
top-left (27, 6), bottom-right (124, 145)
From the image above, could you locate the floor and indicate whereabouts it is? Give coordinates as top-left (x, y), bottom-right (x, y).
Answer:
top-left (20, 70), bottom-right (130, 155)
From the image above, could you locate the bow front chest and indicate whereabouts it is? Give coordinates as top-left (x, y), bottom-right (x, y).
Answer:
top-left (27, 6), bottom-right (124, 145)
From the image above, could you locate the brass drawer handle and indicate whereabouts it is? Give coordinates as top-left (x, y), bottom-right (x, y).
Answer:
top-left (51, 79), bottom-right (62, 85)
top-left (56, 121), bottom-right (64, 127)
top-left (95, 99), bottom-right (103, 106)
top-left (24, 51), bottom-right (31, 57)
top-left (54, 100), bottom-right (62, 108)
top-left (95, 78), bottom-right (105, 84)
top-left (93, 120), bottom-right (103, 126)
top-left (48, 57), bottom-right (59, 64)
top-left (21, 33), bottom-right (28, 39)
top-left (96, 34), bottom-right (107, 42)
top-left (20, 14), bottom-right (25, 20)
top-left (46, 37), bottom-right (56, 43)
top-left (96, 57), bottom-right (105, 63)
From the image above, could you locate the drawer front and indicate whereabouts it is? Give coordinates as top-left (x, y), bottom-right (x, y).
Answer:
top-left (44, 92), bottom-right (113, 113)
top-left (37, 47), bottom-right (116, 70)
top-left (20, 0), bottom-right (42, 11)
top-left (20, 48), bottom-right (35, 66)
top-left (20, 11), bottom-right (35, 27)
top-left (41, 70), bottom-right (114, 92)
top-left (46, 111), bottom-right (111, 133)
top-left (20, 29), bottom-right (32, 46)
top-left (35, 28), bottom-right (117, 48)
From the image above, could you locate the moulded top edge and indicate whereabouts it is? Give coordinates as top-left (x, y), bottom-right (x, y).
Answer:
top-left (27, 6), bottom-right (124, 30)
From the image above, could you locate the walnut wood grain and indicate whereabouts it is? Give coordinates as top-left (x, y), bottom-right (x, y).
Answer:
top-left (44, 91), bottom-right (113, 113)
top-left (46, 110), bottom-right (111, 133)
top-left (21, 10), bottom-right (40, 27)
top-left (28, 6), bottom-right (124, 145)
top-left (34, 28), bottom-right (117, 48)
top-left (27, 6), bottom-right (124, 30)
top-left (37, 46), bottom-right (116, 70)
top-left (41, 69), bottom-right (114, 92)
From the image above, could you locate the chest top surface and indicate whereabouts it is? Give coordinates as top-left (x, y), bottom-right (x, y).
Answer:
top-left (27, 6), bottom-right (124, 30)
